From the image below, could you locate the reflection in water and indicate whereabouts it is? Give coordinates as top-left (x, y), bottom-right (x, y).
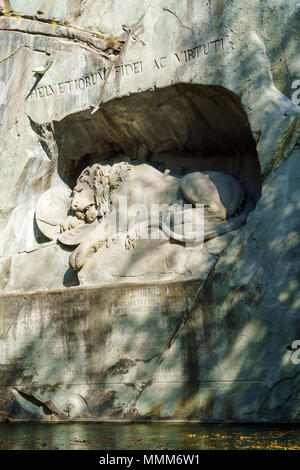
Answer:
top-left (0, 423), bottom-right (300, 450)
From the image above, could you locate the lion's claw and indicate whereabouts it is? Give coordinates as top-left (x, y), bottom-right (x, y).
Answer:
top-left (69, 242), bottom-right (93, 270)
top-left (60, 216), bottom-right (83, 233)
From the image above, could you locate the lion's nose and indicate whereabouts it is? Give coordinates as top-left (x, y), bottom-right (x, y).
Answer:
top-left (72, 202), bottom-right (78, 210)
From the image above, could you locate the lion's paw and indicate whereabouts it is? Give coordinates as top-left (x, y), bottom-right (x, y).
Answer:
top-left (60, 215), bottom-right (83, 233)
top-left (69, 242), bottom-right (93, 270)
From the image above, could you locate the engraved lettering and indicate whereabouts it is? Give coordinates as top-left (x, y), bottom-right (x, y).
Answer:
top-left (45, 84), bottom-right (55, 96)
top-left (125, 64), bottom-right (133, 74)
top-left (58, 82), bottom-right (65, 93)
top-left (174, 52), bottom-right (181, 63)
top-left (78, 78), bottom-right (85, 90)
top-left (188, 49), bottom-right (195, 61)
top-left (194, 45), bottom-right (202, 57)
top-left (65, 80), bottom-right (73, 92)
top-left (97, 67), bottom-right (106, 80)
top-left (173, 37), bottom-right (225, 66)
top-left (133, 61), bottom-right (141, 73)
top-left (203, 42), bottom-right (210, 55)
top-left (154, 56), bottom-right (167, 69)
top-left (38, 87), bottom-right (45, 98)
top-left (28, 37), bottom-right (228, 102)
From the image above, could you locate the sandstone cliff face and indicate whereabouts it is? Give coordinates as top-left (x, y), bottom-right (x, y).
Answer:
top-left (0, 0), bottom-right (299, 422)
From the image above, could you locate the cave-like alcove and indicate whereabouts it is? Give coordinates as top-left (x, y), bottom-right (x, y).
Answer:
top-left (53, 84), bottom-right (262, 203)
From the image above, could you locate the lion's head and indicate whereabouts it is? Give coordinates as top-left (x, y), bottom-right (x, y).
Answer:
top-left (71, 162), bottom-right (131, 222)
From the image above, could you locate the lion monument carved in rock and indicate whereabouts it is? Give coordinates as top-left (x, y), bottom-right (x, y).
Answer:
top-left (56, 161), bottom-right (253, 270)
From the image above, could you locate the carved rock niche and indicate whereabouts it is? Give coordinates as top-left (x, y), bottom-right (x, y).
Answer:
top-left (34, 83), bottom-right (261, 286)
top-left (54, 84), bottom-right (262, 203)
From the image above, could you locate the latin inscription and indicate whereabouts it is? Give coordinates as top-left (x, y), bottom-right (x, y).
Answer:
top-left (174, 38), bottom-right (224, 63)
top-left (29, 67), bottom-right (107, 101)
top-left (0, 280), bottom-right (266, 388)
top-left (114, 60), bottom-right (143, 77)
top-left (106, 283), bottom-right (199, 365)
top-left (29, 36), bottom-right (228, 101)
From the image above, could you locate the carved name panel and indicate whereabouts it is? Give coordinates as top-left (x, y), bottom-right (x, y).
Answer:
top-left (0, 281), bottom-right (201, 386)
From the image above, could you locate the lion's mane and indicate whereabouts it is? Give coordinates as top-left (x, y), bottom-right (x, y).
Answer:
top-left (76, 161), bottom-right (131, 217)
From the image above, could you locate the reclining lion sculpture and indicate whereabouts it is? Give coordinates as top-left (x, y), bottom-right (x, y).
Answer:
top-left (56, 161), bottom-right (253, 271)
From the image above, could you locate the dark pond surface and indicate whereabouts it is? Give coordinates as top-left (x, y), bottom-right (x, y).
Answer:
top-left (0, 423), bottom-right (300, 450)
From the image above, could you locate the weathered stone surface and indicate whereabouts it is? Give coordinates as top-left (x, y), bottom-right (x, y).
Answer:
top-left (79, 238), bottom-right (216, 285)
top-left (0, 1), bottom-right (300, 422)
top-left (0, 244), bottom-right (78, 293)
top-left (0, 281), bottom-right (202, 420)
top-left (0, 275), bottom-right (299, 423)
